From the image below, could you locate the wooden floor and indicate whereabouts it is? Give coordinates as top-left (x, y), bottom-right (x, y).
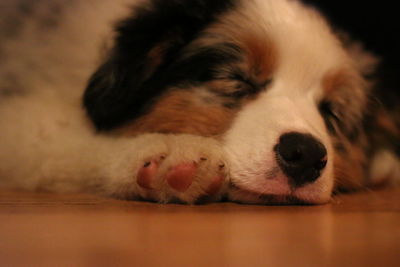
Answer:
top-left (0, 189), bottom-right (399, 267)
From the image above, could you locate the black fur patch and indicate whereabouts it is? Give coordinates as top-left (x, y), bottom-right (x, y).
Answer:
top-left (83, 0), bottom-right (238, 131)
top-left (164, 42), bottom-right (242, 87)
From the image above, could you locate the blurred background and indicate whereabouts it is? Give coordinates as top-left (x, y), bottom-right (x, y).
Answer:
top-left (304, 1), bottom-right (399, 101)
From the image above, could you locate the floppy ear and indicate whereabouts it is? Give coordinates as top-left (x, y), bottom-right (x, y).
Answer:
top-left (83, 0), bottom-right (236, 131)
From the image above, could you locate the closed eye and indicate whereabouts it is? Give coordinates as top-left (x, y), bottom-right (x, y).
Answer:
top-left (225, 71), bottom-right (272, 97)
top-left (231, 72), bottom-right (272, 92)
top-left (319, 100), bottom-right (342, 134)
top-left (208, 69), bottom-right (273, 100)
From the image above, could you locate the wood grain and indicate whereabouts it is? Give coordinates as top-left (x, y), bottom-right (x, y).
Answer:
top-left (0, 188), bottom-right (399, 267)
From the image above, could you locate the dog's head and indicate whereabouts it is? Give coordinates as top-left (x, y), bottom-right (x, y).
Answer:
top-left (84, 0), bottom-right (377, 204)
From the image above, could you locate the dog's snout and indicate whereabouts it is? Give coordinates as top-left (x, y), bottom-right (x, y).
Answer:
top-left (275, 132), bottom-right (327, 186)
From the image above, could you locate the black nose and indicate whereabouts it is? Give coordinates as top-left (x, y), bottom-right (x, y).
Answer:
top-left (274, 132), bottom-right (327, 187)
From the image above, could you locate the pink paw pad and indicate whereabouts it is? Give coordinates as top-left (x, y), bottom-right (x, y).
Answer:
top-left (165, 162), bottom-right (198, 192)
top-left (137, 160), bottom-right (159, 189)
top-left (206, 175), bottom-right (225, 195)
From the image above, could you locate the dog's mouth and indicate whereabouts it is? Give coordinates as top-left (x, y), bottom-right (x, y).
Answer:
top-left (229, 182), bottom-right (311, 205)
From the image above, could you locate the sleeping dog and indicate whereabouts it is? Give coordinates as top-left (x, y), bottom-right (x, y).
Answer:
top-left (0, 0), bottom-right (399, 204)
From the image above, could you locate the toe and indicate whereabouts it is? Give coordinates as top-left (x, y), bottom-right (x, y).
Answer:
top-left (137, 161), bottom-right (158, 189)
top-left (206, 175), bottom-right (225, 195)
top-left (166, 163), bottom-right (197, 192)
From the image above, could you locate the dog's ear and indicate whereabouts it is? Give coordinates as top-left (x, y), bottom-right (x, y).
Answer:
top-left (83, 0), bottom-right (236, 131)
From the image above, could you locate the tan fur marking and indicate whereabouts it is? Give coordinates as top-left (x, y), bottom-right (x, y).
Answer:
top-left (323, 69), bottom-right (357, 94)
top-left (205, 16), bottom-right (278, 84)
top-left (117, 90), bottom-right (236, 137)
top-left (375, 109), bottom-right (399, 137)
top-left (240, 34), bottom-right (277, 82)
top-left (143, 42), bottom-right (169, 79)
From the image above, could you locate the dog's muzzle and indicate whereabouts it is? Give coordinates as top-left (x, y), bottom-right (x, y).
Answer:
top-left (275, 132), bottom-right (328, 187)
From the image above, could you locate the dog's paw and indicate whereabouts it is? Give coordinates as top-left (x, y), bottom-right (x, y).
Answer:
top-left (108, 134), bottom-right (228, 204)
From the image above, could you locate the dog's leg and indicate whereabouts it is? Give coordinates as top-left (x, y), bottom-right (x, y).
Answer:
top-left (0, 108), bottom-right (228, 203)
top-left (0, 93), bottom-right (228, 203)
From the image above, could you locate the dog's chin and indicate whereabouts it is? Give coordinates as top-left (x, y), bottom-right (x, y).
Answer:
top-left (228, 184), bottom-right (331, 205)
top-left (228, 171), bottom-right (333, 205)
top-left (228, 184), bottom-right (305, 205)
